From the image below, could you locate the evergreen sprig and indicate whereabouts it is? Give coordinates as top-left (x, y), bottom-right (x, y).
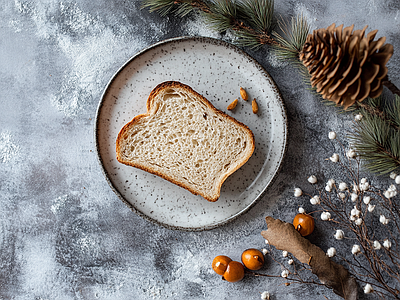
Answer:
top-left (141, 0), bottom-right (211, 17)
top-left (272, 14), bottom-right (310, 63)
top-left (239, 0), bottom-right (274, 33)
top-left (349, 96), bottom-right (400, 175)
top-left (234, 0), bottom-right (275, 48)
top-left (203, 0), bottom-right (238, 33)
top-left (271, 14), bottom-right (311, 88)
top-left (141, 0), bottom-right (276, 48)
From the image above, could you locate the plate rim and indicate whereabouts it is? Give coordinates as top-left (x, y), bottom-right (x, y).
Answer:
top-left (94, 36), bottom-right (288, 231)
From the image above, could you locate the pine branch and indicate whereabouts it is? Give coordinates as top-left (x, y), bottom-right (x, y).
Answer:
top-left (239, 0), bottom-right (274, 33)
top-left (197, 0), bottom-right (278, 48)
top-left (203, 0), bottom-right (238, 33)
top-left (272, 14), bottom-right (310, 62)
top-left (141, 0), bottom-right (211, 17)
top-left (349, 95), bottom-right (400, 175)
top-left (387, 95), bottom-right (400, 128)
top-left (142, 0), bottom-right (277, 48)
top-left (232, 0), bottom-right (276, 48)
top-left (356, 97), bottom-right (400, 132)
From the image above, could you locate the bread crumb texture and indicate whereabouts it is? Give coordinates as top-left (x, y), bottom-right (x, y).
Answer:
top-left (117, 82), bottom-right (254, 201)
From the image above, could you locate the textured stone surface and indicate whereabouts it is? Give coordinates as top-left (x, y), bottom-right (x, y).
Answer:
top-left (1, 1), bottom-right (399, 299)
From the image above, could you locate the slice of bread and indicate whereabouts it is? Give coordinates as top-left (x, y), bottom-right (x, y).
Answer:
top-left (116, 81), bottom-right (255, 202)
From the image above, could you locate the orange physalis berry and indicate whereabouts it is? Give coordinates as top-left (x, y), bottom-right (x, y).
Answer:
top-left (223, 261), bottom-right (245, 282)
top-left (241, 248), bottom-right (264, 270)
top-left (293, 213), bottom-right (315, 236)
top-left (212, 255), bottom-right (232, 276)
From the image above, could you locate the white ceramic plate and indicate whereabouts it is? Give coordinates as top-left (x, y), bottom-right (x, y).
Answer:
top-left (95, 37), bottom-right (287, 231)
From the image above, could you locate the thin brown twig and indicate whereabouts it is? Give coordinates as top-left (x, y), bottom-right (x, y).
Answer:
top-left (230, 18), bottom-right (279, 46)
top-left (246, 270), bottom-right (327, 287)
top-left (383, 76), bottom-right (400, 98)
top-left (173, 0), bottom-right (211, 13)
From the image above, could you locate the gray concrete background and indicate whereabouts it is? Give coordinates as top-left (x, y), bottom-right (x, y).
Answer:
top-left (1, 0), bottom-right (399, 299)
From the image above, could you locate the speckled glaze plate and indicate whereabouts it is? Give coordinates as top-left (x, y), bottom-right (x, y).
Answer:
top-left (95, 36), bottom-right (287, 231)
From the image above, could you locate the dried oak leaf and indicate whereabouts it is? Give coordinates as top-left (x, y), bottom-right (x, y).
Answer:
top-left (261, 216), bottom-right (358, 300)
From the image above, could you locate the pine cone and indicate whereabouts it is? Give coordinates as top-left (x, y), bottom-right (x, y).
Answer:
top-left (299, 23), bottom-right (394, 109)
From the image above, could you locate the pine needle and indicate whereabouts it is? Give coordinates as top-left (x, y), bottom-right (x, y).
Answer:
top-left (141, 0), bottom-right (210, 17)
top-left (141, 0), bottom-right (179, 16)
top-left (233, 30), bottom-right (263, 48)
top-left (234, 0), bottom-right (275, 48)
top-left (387, 95), bottom-right (400, 128)
top-left (203, 0), bottom-right (238, 33)
top-left (272, 14), bottom-right (310, 62)
top-left (238, 0), bottom-right (274, 33)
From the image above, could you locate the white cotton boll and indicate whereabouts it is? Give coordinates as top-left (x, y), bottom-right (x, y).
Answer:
top-left (355, 218), bottom-right (363, 226)
top-left (395, 175), bottom-right (400, 185)
top-left (360, 178), bottom-right (367, 184)
top-left (355, 113), bottom-right (363, 121)
top-left (351, 193), bottom-right (358, 202)
top-left (310, 196), bottom-right (320, 205)
top-left (281, 270), bottom-right (289, 278)
top-left (261, 291), bottom-right (270, 300)
top-left (321, 211), bottom-right (331, 221)
top-left (288, 259), bottom-right (294, 265)
top-left (308, 175), bottom-right (317, 184)
top-left (338, 192), bottom-right (346, 199)
top-left (390, 172), bottom-right (397, 179)
top-left (368, 204), bottom-right (375, 212)
top-left (282, 251), bottom-right (288, 258)
top-left (360, 182), bottom-right (370, 192)
top-left (326, 247), bottom-right (336, 257)
top-left (328, 131), bottom-right (336, 140)
top-left (364, 283), bottom-right (373, 294)
top-left (298, 207), bottom-right (305, 214)
top-left (338, 182), bottom-right (347, 191)
top-left (262, 248), bottom-right (269, 255)
top-left (334, 229), bottom-right (344, 240)
top-left (346, 149), bottom-right (356, 158)
top-left (351, 206), bottom-right (360, 217)
top-left (350, 215), bottom-right (357, 221)
top-left (329, 153), bottom-right (339, 162)
top-left (373, 241), bottom-right (382, 250)
top-left (353, 183), bottom-right (359, 193)
top-left (352, 245), bottom-right (361, 255)
top-left (384, 190), bottom-right (391, 199)
top-left (325, 180), bottom-right (334, 192)
top-left (384, 185), bottom-right (397, 198)
top-left (294, 188), bottom-right (303, 197)
top-left (363, 196), bottom-right (371, 204)
top-left (380, 215), bottom-right (389, 225)
top-left (383, 239), bottom-right (392, 250)
top-left (384, 190), bottom-right (393, 199)
top-left (265, 239), bottom-right (269, 245)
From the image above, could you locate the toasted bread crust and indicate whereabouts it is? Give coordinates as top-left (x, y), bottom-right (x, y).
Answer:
top-left (116, 81), bottom-right (255, 202)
